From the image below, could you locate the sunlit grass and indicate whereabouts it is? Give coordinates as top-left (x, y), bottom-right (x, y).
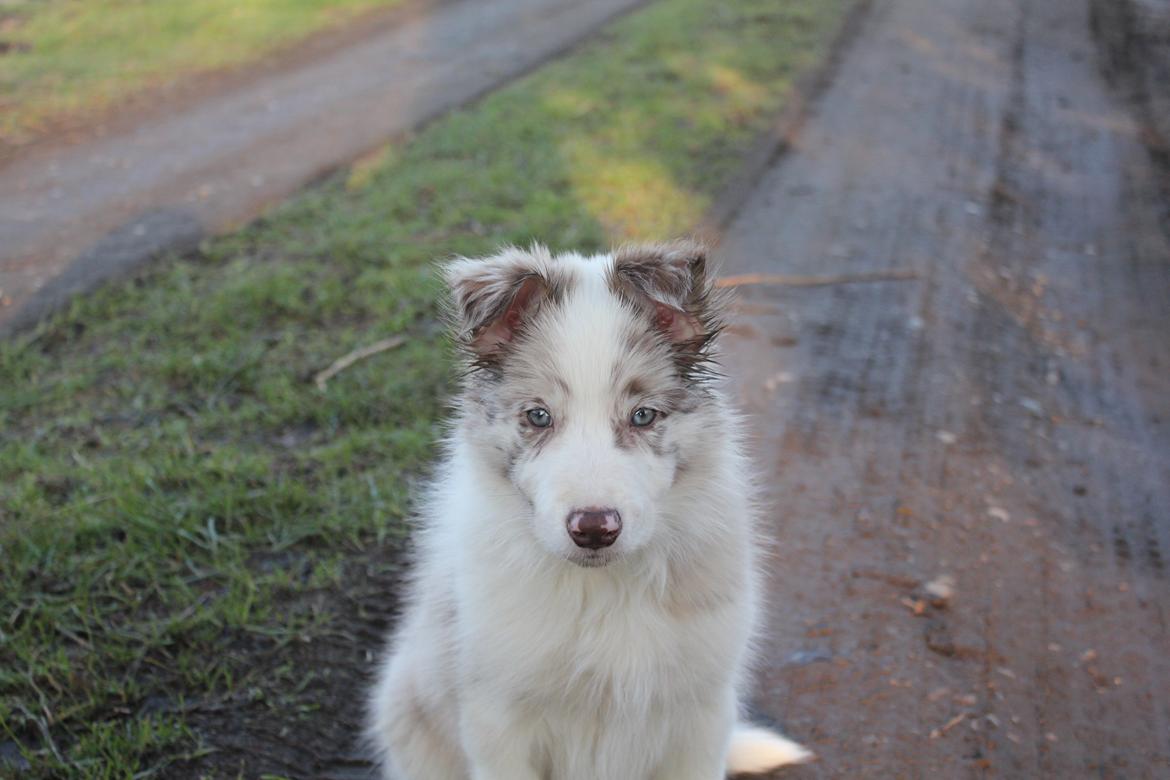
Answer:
top-left (0, 0), bottom-right (851, 773)
top-left (0, 0), bottom-right (404, 146)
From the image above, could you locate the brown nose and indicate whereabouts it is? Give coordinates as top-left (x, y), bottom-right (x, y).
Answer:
top-left (566, 508), bottom-right (622, 550)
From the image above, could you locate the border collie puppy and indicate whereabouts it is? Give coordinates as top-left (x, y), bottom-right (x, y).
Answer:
top-left (367, 241), bottom-right (811, 779)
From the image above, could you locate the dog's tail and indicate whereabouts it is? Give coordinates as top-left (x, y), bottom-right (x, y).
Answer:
top-left (726, 724), bottom-right (814, 775)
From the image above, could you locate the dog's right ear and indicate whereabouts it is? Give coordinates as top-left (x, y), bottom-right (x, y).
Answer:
top-left (444, 245), bottom-right (554, 361)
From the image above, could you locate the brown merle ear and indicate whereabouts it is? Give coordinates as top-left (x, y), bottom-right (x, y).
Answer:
top-left (609, 239), bottom-right (727, 372)
top-left (444, 245), bottom-right (556, 362)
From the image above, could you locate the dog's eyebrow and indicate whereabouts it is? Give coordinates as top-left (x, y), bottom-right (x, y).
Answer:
top-left (616, 379), bottom-right (692, 413)
top-left (623, 379), bottom-right (646, 397)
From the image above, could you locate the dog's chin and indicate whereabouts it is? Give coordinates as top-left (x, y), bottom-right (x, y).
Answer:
top-left (565, 549), bottom-right (618, 568)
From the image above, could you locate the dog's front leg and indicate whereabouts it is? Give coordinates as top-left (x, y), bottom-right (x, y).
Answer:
top-left (460, 693), bottom-right (541, 780)
top-left (650, 695), bottom-right (737, 780)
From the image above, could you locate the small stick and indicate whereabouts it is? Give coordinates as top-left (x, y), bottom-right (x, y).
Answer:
top-left (715, 269), bottom-right (919, 288)
top-left (314, 336), bottom-right (406, 391)
top-left (929, 712), bottom-right (968, 739)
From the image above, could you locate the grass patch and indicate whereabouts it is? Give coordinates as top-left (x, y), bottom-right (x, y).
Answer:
top-left (0, 0), bottom-right (852, 774)
top-left (0, 0), bottom-right (404, 147)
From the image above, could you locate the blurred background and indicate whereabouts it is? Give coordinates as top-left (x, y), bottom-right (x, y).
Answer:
top-left (1, 0), bottom-right (1168, 777)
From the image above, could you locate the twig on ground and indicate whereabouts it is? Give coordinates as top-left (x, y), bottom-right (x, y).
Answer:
top-left (929, 712), bottom-right (968, 739)
top-left (715, 269), bottom-right (919, 288)
top-left (314, 336), bottom-right (406, 391)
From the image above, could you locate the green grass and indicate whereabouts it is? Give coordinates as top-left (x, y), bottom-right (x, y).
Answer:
top-left (0, 0), bottom-right (404, 147)
top-left (0, 0), bottom-right (851, 773)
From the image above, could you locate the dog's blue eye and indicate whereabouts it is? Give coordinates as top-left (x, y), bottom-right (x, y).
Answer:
top-left (630, 408), bottom-right (657, 427)
top-left (526, 408), bottom-right (552, 428)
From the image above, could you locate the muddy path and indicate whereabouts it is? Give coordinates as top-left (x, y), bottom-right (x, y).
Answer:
top-left (715, 0), bottom-right (1170, 776)
top-left (0, 0), bottom-right (647, 333)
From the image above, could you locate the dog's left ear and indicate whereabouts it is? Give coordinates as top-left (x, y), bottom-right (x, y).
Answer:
top-left (609, 239), bottom-right (726, 355)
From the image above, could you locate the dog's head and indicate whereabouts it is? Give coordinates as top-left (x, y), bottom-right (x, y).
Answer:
top-left (446, 241), bottom-right (728, 567)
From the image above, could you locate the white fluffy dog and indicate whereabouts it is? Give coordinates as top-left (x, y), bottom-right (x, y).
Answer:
top-left (366, 241), bottom-right (811, 779)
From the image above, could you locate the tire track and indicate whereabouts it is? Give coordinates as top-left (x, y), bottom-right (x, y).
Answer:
top-left (716, 0), bottom-right (1170, 774)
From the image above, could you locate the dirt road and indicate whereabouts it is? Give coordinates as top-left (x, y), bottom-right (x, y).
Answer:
top-left (0, 0), bottom-right (645, 333)
top-left (716, 0), bottom-right (1170, 775)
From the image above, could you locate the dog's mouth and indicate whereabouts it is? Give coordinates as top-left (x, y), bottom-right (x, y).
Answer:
top-left (566, 549), bottom-right (617, 568)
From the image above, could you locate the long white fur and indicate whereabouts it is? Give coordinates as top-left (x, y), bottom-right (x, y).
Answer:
top-left (366, 247), bottom-right (811, 779)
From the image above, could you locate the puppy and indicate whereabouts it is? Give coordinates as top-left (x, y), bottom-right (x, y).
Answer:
top-left (367, 241), bottom-right (811, 779)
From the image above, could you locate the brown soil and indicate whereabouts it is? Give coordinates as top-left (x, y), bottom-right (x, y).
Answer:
top-left (715, 0), bottom-right (1170, 776)
top-left (168, 549), bottom-right (406, 778)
